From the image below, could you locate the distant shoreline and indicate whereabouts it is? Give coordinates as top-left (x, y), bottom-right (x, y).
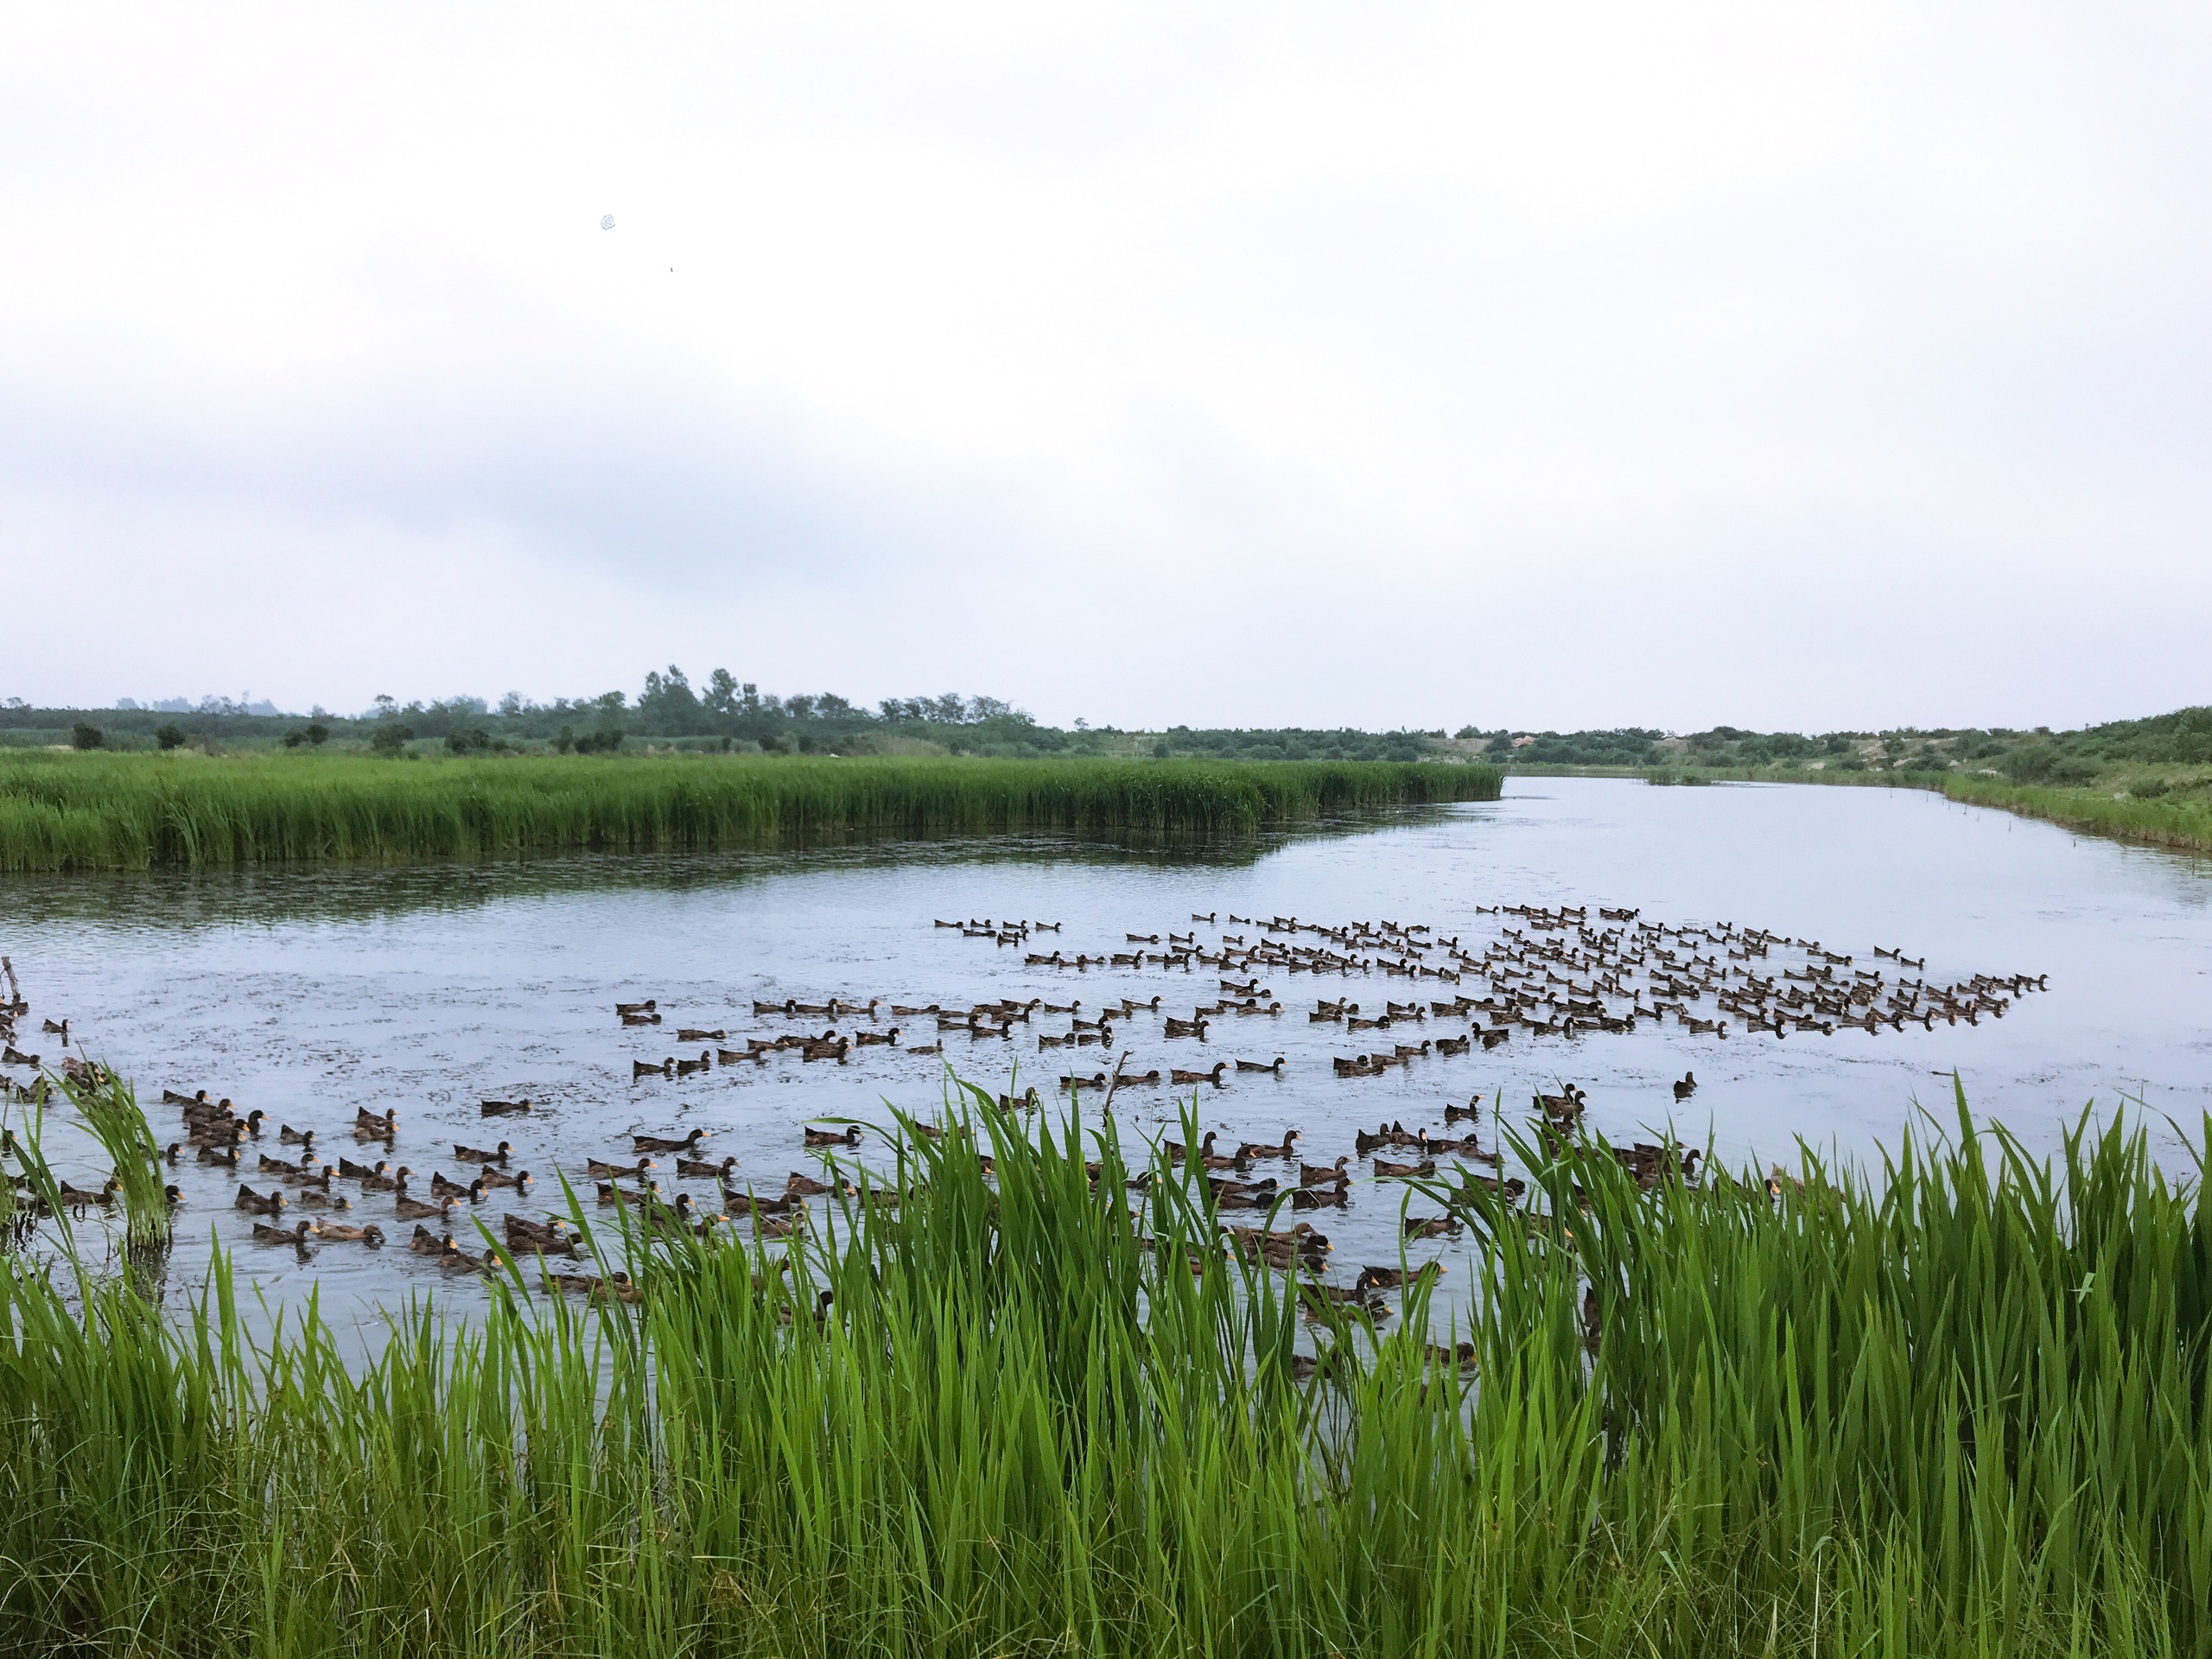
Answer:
top-left (1499, 763), bottom-right (2212, 857)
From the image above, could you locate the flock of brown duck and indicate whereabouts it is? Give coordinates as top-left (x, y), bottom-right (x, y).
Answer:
top-left (3, 906), bottom-right (2044, 1320)
top-left (131, 1076), bottom-right (874, 1300)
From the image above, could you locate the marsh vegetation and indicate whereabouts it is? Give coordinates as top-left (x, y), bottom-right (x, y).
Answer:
top-left (3, 1076), bottom-right (2209, 1656)
top-left (0, 754), bottom-right (1503, 873)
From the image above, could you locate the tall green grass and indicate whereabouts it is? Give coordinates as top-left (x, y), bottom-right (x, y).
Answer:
top-left (3, 1082), bottom-right (2209, 1656)
top-left (0, 753), bottom-right (1503, 872)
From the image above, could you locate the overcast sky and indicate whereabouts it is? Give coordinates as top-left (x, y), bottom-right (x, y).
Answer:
top-left (3, 3), bottom-right (2208, 731)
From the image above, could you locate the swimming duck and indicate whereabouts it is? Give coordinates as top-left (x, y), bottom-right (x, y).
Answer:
top-left (802, 1125), bottom-right (863, 1148)
top-left (233, 1185), bottom-right (286, 1217)
top-left (452, 1141), bottom-right (512, 1165)
top-left (633, 1128), bottom-right (706, 1155)
top-left (57, 1178), bottom-right (119, 1212)
top-left (430, 1239), bottom-right (483, 1272)
top-left (1161, 1130), bottom-right (1213, 1166)
top-left (1356, 1262), bottom-right (1443, 1293)
top-left (1371, 1158), bottom-right (1437, 1179)
top-left (251, 1218), bottom-right (317, 1246)
top-left (722, 1187), bottom-right (799, 1217)
top-left (504, 1214), bottom-right (573, 1253)
top-left (394, 1194), bottom-right (458, 1223)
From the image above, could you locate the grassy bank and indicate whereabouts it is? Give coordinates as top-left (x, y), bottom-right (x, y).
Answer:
top-left (1936, 772), bottom-right (2212, 855)
top-left (4, 1083), bottom-right (2211, 1656)
top-left (0, 753), bottom-right (1502, 872)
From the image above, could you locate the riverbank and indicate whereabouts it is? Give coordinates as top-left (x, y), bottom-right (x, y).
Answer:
top-left (1503, 762), bottom-right (2212, 856)
top-left (0, 753), bottom-right (1502, 872)
top-left (3, 1083), bottom-right (2207, 1656)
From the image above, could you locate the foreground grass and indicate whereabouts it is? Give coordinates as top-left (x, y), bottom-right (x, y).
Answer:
top-left (0, 752), bottom-right (1502, 872)
top-left (3, 1081), bottom-right (2210, 1656)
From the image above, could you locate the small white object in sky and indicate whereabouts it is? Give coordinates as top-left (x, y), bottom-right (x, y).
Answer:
top-left (600, 213), bottom-right (614, 230)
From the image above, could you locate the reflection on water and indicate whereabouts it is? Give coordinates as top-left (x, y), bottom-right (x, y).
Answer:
top-left (0, 817), bottom-right (1427, 932)
top-left (6, 779), bottom-right (2209, 1332)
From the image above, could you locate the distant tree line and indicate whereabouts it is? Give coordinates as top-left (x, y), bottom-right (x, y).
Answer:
top-left (1471, 708), bottom-right (2212, 785)
top-left (6, 677), bottom-right (2205, 785)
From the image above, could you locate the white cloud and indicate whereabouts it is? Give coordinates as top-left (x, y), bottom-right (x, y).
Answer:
top-left (3, 1), bottom-right (2208, 728)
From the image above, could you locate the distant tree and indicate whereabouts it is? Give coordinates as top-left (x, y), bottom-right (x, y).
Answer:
top-left (638, 666), bottom-right (700, 727)
top-left (154, 723), bottom-right (188, 751)
top-left (282, 729), bottom-right (306, 748)
top-left (305, 721), bottom-right (330, 746)
top-left (70, 722), bottom-right (104, 750)
top-left (369, 724), bottom-right (413, 755)
top-left (702, 669), bottom-right (741, 716)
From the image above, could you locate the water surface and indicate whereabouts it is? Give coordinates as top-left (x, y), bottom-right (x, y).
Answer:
top-left (7, 778), bottom-right (2209, 1328)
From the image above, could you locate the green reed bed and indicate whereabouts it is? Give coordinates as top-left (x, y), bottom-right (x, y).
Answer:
top-left (3, 1083), bottom-right (2210, 1656)
top-left (0, 753), bottom-right (1503, 872)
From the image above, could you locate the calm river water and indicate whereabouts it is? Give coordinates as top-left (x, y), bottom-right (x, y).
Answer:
top-left (6, 777), bottom-right (2209, 1330)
